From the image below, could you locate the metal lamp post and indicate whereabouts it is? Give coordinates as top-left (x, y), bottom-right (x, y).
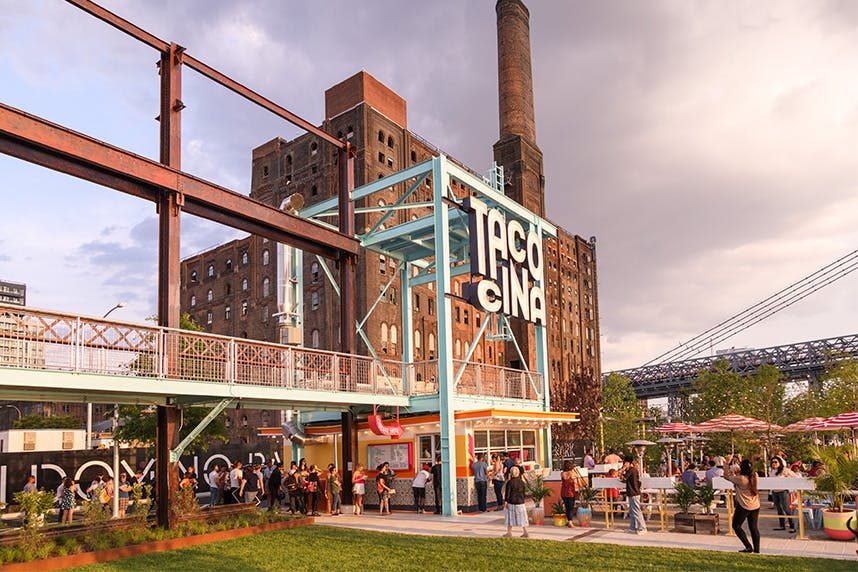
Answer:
top-left (86, 303), bottom-right (127, 450)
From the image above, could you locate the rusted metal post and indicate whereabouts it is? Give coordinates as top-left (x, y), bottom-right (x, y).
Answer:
top-left (156, 42), bottom-right (183, 530)
top-left (338, 144), bottom-right (357, 503)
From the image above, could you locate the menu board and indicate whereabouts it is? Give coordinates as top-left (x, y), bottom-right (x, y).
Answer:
top-left (367, 442), bottom-right (413, 471)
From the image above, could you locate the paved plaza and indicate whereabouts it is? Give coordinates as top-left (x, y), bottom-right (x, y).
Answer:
top-left (320, 506), bottom-right (857, 562)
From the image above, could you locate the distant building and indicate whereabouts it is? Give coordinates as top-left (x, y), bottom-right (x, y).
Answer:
top-left (0, 428), bottom-right (86, 453)
top-left (0, 279), bottom-right (25, 306)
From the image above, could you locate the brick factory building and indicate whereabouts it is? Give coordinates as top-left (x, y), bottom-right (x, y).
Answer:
top-left (181, 0), bottom-right (601, 447)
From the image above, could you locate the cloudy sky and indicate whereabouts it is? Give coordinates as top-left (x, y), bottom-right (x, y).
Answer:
top-left (1, 0), bottom-right (856, 371)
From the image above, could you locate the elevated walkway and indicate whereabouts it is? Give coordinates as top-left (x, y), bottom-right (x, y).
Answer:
top-left (0, 304), bottom-right (542, 412)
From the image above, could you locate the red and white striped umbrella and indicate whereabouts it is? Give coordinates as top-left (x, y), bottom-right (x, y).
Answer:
top-left (653, 422), bottom-right (695, 433)
top-left (689, 414), bottom-right (782, 454)
top-left (782, 417), bottom-right (827, 433)
top-left (808, 411), bottom-right (858, 430)
top-left (691, 413), bottom-right (781, 433)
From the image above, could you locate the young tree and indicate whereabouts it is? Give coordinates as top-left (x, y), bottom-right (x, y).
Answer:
top-left (600, 373), bottom-right (642, 453)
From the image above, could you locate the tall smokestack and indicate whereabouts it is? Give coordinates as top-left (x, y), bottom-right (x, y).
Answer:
top-left (493, 0), bottom-right (544, 218)
top-left (496, 0), bottom-right (537, 143)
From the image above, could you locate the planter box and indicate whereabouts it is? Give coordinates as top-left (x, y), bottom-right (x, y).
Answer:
top-left (694, 514), bottom-right (720, 535)
top-left (822, 509), bottom-right (858, 541)
top-left (674, 513), bottom-right (695, 534)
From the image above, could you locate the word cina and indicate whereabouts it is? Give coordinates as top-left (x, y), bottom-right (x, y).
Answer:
top-left (463, 196), bottom-right (546, 325)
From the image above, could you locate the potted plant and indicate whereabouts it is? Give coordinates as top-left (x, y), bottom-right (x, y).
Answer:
top-left (673, 483), bottom-right (696, 533)
top-left (813, 445), bottom-right (858, 541)
top-left (525, 475), bottom-right (552, 525)
top-left (550, 501), bottom-right (567, 527)
top-left (694, 482), bottom-right (719, 534)
top-left (576, 485), bottom-right (599, 527)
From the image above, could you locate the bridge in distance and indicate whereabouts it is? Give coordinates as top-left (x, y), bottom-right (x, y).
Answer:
top-left (608, 333), bottom-right (858, 400)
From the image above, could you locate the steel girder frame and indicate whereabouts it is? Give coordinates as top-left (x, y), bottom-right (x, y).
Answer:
top-left (3, 1), bottom-right (360, 528)
top-left (302, 155), bottom-right (557, 515)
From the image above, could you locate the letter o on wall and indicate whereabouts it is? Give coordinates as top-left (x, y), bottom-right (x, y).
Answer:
top-left (507, 220), bottom-right (527, 264)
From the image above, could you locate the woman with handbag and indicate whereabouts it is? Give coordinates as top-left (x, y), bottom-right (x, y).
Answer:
top-left (307, 465), bottom-right (322, 516)
top-left (377, 462), bottom-right (396, 516)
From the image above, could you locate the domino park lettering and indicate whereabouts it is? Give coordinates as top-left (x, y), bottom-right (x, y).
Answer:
top-left (463, 196), bottom-right (545, 325)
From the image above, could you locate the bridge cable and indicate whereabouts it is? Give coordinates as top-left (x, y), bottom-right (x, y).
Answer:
top-left (642, 248), bottom-right (858, 366)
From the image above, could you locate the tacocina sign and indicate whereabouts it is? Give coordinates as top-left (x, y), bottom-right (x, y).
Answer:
top-left (463, 196), bottom-right (546, 325)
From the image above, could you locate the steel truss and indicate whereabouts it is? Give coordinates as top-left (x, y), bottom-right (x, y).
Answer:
top-left (610, 333), bottom-right (858, 399)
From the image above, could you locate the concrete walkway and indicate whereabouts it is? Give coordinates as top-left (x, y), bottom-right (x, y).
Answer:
top-left (320, 508), bottom-right (858, 562)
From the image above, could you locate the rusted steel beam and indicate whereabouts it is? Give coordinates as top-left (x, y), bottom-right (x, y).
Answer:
top-left (0, 103), bottom-right (359, 259)
top-left (64, 0), bottom-right (345, 150)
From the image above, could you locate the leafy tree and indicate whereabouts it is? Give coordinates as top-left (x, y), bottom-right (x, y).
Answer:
top-left (114, 312), bottom-right (228, 454)
top-left (600, 373), bottom-right (642, 453)
top-left (13, 414), bottom-right (81, 429)
top-left (818, 357), bottom-right (858, 415)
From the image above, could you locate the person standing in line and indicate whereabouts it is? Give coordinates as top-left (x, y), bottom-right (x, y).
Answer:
top-left (328, 466), bottom-right (342, 516)
top-left (376, 462), bottom-right (396, 516)
top-left (59, 477), bottom-right (76, 525)
top-left (502, 466), bottom-right (529, 538)
top-left (208, 463), bottom-right (221, 507)
top-left (560, 460), bottom-right (584, 528)
top-left (55, 479), bottom-right (66, 523)
top-left (352, 463), bottom-right (366, 515)
top-left (229, 461), bottom-right (243, 504)
top-left (242, 463), bottom-right (260, 504)
top-left (102, 476), bottom-right (115, 514)
top-left (283, 468), bottom-right (300, 514)
top-left (619, 455), bottom-right (647, 535)
top-left (23, 475), bottom-right (37, 493)
top-left (430, 456), bottom-right (443, 514)
top-left (267, 462), bottom-right (283, 512)
top-left (411, 463), bottom-right (432, 513)
top-left (502, 451), bottom-right (515, 477)
top-left (769, 456), bottom-right (797, 532)
top-left (306, 465), bottom-right (322, 516)
top-left (725, 456), bottom-right (761, 553)
top-left (490, 453), bottom-right (505, 510)
top-left (471, 453), bottom-right (489, 512)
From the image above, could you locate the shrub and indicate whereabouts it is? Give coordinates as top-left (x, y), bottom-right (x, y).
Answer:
top-left (674, 483), bottom-right (696, 514)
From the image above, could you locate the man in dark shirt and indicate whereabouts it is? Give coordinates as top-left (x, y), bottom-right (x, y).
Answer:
top-left (267, 463), bottom-right (282, 512)
top-left (430, 456), bottom-right (443, 514)
top-left (620, 454), bottom-right (647, 534)
top-left (243, 465), bottom-right (260, 504)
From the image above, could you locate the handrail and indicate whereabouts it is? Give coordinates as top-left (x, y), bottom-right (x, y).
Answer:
top-left (0, 304), bottom-right (542, 401)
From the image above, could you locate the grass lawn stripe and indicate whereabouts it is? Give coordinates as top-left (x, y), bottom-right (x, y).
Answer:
top-left (68, 525), bottom-right (855, 571)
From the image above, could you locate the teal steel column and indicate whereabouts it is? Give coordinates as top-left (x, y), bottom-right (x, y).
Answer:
top-left (291, 412), bottom-right (304, 463)
top-left (534, 222), bottom-right (552, 468)
top-left (401, 262), bottom-right (413, 393)
top-left (432, 156), bottom-right (457, 516)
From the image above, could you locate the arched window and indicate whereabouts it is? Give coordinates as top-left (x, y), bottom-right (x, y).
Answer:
top-left (285, 155), bottom-right (292, 169)
top-left (242, 278), bottom-right (248, 291)
top-left (454, 339), bottom-right (461, 358)
top-left (311, 291), bottom-right (319, 310)
top-left (241, 301), bottom-right (248, 315)
top-left (475, 345), bottom-right (483, 363)
top-left (225, 283), bottom-right (231, 295)
top-left (225, 306), bottom-right (231, 320)
top-left (190, 270), bottom-right (198, 282)
top-left (390, 325), bottom-right (398, 349)
top-left (262, 305), bottom-right (269, 321)
top-left (311, 262), bottom-right (320, 283)
top-left (310, 141), bottom-right (318, 155)
top-left (311, 184), bottom-right (318, 196)
top-left (387, 135), bottom-right (394, 148)
top-left (262, 277), bottom-right (270, 297)
top-left (206, 311), bottom-right (213, 324)
top-left (207, 264), bottom-right (214, 278)
top-left (379, 255), bottom-right (386, 275)
top-left (428, 333), bottom-right (435, 352)
top-left (190, 295), bottom-right (196, 307)
top-left (241, 252), bottom-right (248, 265)
top-left (414, 330), bottom-right (422, 351)
top-left (381, 322), bottom-right (389, 351)
top-left (225, 258), bottom-right (232, 271)
top-left (488, 346), bottom-right (493, 359)
top-left (311, 329), bottom-right (320, 348)
top-left (378, 130), bottom-right (384, 142)
top-left (207, 289), bottom-right (213, 302)
top-left (262, 250), bottom-right (270, 266)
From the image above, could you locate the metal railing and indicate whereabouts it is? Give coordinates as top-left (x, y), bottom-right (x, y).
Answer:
top-left (0, 305), bottom-right (542, 401)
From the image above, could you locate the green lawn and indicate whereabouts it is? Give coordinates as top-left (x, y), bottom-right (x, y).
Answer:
top-left (70, 525), bottom-right (854, 572)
